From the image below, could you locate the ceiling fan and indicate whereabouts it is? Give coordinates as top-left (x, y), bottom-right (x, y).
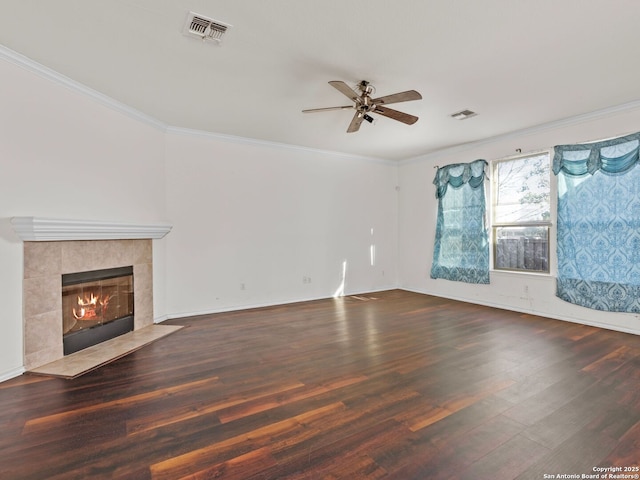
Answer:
top-left (302, 80), bottom-right (422, 133)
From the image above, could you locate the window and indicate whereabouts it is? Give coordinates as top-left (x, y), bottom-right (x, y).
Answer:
top-left (492, 152), bottom-right (551, 272)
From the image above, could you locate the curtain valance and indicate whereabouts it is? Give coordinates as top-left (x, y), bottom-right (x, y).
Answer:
top-left (432, 159), bottom-right (487, 198)
top-left (553, 131), bottom-right (640, 177)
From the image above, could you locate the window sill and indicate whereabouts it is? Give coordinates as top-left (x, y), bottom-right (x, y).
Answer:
top-left (491, 269), bottom-right (552, 278)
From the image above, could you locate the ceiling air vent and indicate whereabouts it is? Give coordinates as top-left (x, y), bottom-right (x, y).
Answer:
top-left (450, 109), bottom-right (478, 120)
top-left (183, 12), bottom-right (231, 43)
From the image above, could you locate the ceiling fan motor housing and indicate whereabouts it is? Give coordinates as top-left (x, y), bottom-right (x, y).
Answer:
top-left (358, 80), bottom-right (374, 95)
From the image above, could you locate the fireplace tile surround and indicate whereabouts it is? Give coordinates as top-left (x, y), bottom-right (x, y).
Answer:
top-left (23, 239), bottom-right (154, 370)
top-left (12, 216), bottom-right (173, 371)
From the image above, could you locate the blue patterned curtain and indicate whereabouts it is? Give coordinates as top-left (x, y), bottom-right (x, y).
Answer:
top-left (553, 131), bottom-right (640, 311)
top-left (431, 159), bottom-right (490, 284)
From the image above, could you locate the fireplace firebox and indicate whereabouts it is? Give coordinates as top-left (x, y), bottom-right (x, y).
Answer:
top-left (62, 266), bottom-right (134, 355)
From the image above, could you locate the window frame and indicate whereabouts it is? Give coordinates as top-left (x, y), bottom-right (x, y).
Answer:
top-left (491, 151), bottom-right (552, 274)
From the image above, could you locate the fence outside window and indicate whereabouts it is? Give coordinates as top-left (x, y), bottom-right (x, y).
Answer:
top-left (492, 153), bottom-right (551, 273)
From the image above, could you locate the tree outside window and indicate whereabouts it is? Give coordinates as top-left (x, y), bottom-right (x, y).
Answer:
top-left (492, 153), bottom-right (551, 272)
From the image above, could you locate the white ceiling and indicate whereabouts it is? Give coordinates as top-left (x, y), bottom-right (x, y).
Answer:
top-left (2, 1), bottom-right (640, 161)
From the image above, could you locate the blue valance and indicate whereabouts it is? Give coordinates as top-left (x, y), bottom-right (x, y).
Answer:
top-left (553, 131), bottom-right (640, 176)
top-left (433, 159), bottom-right (488, 198)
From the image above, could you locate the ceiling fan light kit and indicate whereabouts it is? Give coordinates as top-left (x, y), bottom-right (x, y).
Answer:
top-left (303, 80), bottom-right (422, 133)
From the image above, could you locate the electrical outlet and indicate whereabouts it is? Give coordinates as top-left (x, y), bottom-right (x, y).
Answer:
top-left (240, 283), bottom-right (245, 290)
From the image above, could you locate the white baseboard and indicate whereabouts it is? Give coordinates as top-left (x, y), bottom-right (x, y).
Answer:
top-left (154, 314), bottom-right (170, 324)
top-left (165, 286), bottom-right (399, 320)
top-left (400, 287), bottom-right (640, 336)
top-left (0, 366), bottom-right (26, 383)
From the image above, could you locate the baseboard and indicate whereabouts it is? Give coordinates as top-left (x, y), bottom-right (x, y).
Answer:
top-left (0, 366), bottom-right (26, 383)
top-left (400, 287), bottom-right (640, 336)
top-left (166, 286), bottom-right (399, 320)
top-left (154, 314), bottom-right (170, 324)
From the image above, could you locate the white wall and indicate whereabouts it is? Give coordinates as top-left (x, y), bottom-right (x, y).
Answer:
top-left (0, 57), bottom-right (167, 379)
top-left (164, 133), bottom-right (398, 316)
top-left (0, 51), bottom-right (399, 380)
top-left (398, 107), bottom-right (640, 334)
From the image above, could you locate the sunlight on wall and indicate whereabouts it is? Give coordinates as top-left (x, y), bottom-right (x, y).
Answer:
top-left (370, 228), bottom-right (376, 267)
top-left (333, 260), bottom-right (347, 298)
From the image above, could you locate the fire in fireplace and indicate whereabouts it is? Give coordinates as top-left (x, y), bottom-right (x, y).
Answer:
top-left (62, 266), bottom-right (134, 355)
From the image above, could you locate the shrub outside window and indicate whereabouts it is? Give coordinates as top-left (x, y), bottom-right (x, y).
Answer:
top-left (492, 153), bottom-right (551, 273)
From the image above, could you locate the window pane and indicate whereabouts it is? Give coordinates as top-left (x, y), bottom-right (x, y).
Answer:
top-left (495, 226), bottom-right (549, 272)
top-left (495, 154), bottom-right (550, 223)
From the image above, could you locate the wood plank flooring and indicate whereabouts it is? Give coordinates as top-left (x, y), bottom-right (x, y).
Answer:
top-left (1, 290), bottom-right (640, 479)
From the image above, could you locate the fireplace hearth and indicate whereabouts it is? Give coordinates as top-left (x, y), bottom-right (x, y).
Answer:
top-left (62, 266), bottom-right (134, 355)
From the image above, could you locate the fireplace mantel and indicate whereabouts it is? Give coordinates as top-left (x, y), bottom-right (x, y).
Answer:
top-left (15, 217), bottom-right (171, 370)
top-left (11, 217), bottom-right (172, 241)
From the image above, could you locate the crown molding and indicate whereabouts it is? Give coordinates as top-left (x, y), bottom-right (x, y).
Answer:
top-left (400, 99), bottom-right (640, 165)
top-left (10, 217), bottom-right (172, 241)
top-left (165, 126), bottom-right (395, 165)
top-left (0, 44), bottom-right (393, 165)
top-left (6, 43), bottom-right (639, 166)
top-left (0, 44), bottom-right (167, 132)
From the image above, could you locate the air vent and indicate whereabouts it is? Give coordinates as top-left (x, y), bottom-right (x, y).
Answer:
top-left (183, 11), bottom-right (231, 43)
top-left (450, 109), bottom-right (477, 120)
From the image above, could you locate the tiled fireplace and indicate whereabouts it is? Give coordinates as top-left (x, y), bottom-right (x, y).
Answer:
top-left (12, 217), bottom-right (171, 371)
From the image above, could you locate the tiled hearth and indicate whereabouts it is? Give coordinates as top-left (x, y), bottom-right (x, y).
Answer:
top-left (28, 324), bottom-right (183, 378)
top-left (12, 217), bottom-right (173, 373)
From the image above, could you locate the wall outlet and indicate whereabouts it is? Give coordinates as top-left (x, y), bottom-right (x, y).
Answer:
top-left (303, 276), bottom-right (311, 284)
top-left (240, 283), bottom-right (245, 290)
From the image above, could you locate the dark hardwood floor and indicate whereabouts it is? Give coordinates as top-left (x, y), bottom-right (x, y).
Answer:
top-left (2, 290), bottom-right (640, 479)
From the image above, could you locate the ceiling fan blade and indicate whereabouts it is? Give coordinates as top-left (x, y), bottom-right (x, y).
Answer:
top-left (372, 90), bottom-right (422, 105)
top-left (302, 105), bottom-right (353, 113)
top-left (374, 106), bottom-right (419, 125)
top-left (329, 81), bottom-right (361, 102)
top-left (347, 111), bottom-right (364, 133)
